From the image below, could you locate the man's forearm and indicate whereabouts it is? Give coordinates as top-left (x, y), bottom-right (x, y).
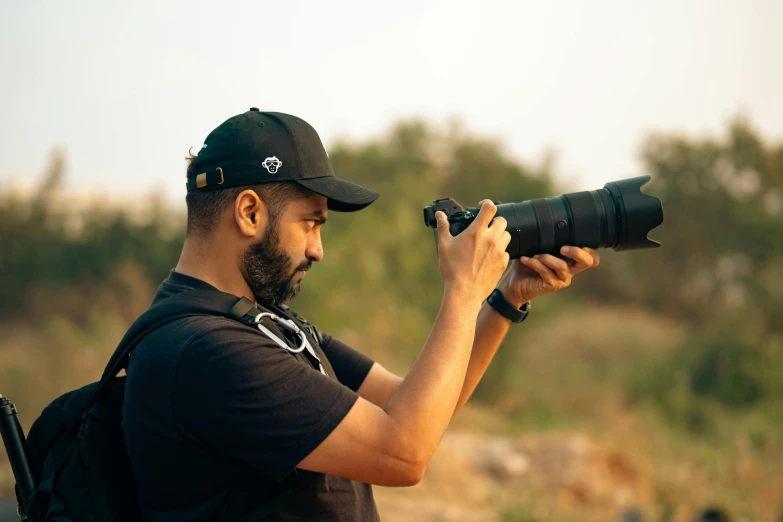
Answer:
top-left (453, 283), bottom-right (523, 415)
top-left (384, 286), bottom-right (483, 466)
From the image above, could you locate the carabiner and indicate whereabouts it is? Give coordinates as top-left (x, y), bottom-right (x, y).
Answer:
top-left (252, 312), bottom-right (307, 353)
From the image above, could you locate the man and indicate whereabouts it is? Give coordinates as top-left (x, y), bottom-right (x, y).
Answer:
top-left (122, 108), bottom-right (599, 521)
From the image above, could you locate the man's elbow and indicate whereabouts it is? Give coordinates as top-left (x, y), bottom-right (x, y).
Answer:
top-left (381, 419), bottom-right (433, 486)
top-left (389, 461), bottom-right (427, 487)
top-left (385, 439), bottom-right (429, 487)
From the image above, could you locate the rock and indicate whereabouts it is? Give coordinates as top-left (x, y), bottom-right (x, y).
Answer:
top-left (481, 438), bottom-right (531, 483)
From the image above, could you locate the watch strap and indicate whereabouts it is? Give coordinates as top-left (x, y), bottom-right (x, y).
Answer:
top-left (486, 288), bottom-right (530, 323)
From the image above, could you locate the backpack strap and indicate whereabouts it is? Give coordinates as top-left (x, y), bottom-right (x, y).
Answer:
top-left (96, 290), bottom-right (258, 398)
top-left (93, 289), bottom-right (305, 513)
top-left (229, 296), bottom-right (259, 320)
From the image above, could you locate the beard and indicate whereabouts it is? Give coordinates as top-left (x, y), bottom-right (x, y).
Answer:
top-left (242, 221), bottom-right (312, 307)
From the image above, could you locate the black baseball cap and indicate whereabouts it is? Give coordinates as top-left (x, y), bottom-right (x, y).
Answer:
top-left (186, 108), bottom-right (380, 212)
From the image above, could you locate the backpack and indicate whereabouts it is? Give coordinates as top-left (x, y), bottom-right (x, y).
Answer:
top-left (15, 289), bottom-right (309, 521)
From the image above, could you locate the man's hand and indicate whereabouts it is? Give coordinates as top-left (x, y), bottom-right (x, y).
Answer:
top-left (435, 200), bottom-right (511, 303)
top-left (497, 245), bottom-right (600, 306)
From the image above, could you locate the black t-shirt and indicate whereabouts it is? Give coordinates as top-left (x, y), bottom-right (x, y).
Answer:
top-left (122, 270), bottom-right (380, 521)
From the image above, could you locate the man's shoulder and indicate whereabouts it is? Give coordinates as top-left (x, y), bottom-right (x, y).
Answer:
top-left (176, 314), bottom-right (274, 350)
top-left (128, 313), bottom-right (290, 394)
top-left (132, 312), bottom-right (272, 363)
top-left (144, 312), bottom-right (246, 339)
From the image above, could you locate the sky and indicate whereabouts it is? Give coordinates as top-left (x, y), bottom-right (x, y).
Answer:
top-left (1, 0), bottom-right (781, 208)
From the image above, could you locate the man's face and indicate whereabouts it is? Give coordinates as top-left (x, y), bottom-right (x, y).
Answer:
top-left (242, 193), bottom-right (327, 306)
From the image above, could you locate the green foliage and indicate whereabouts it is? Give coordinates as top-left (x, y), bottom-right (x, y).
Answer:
top-left (3, 116), bottom-right (781, 425)
top-left (0, 150), bottom-right (184, 320)
top-left (689, 335), bottom-right (763, 408)
top-left (573, 116), bottom-right (783, 336)
top-left (1, 116), bottom-right (782, 520)
top-left (500, 502), bottom-right (541, 522)
top-left (626, 330), bottom-right (770, 434)
top-left (558, 115), bottom-right (783, 436)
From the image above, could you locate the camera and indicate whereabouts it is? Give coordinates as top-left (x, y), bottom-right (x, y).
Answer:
top-left (423, 175), bottom-right (664, 258)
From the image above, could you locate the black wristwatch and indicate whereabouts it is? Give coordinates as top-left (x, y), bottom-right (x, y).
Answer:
top-left (486, 288), bottom-right (531, 323)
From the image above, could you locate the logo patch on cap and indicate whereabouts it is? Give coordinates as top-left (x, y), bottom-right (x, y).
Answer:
top-left (262, 156), bottom-right (282, 174)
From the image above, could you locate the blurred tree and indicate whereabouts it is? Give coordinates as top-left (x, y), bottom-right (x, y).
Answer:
top-left (1, 117), bottom-right (782, 521)
top-left (572, 115), bottom-right (783, 338)
top-left (0, 149), bottom-right (184, 322)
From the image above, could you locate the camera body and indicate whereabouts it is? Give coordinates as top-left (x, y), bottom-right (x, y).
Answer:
top-left (422, 198), bottom-right (489, 238)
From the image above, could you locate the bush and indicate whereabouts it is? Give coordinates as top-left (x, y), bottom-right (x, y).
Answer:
top-left (626, 330), bottom-right (765, 433)
top-left (500, 503), bottom-right (541, 522)
top-left (689, 336), bottom-right (763, 408)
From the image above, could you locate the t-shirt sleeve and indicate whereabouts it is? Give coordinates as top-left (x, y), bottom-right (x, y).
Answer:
top-left (171, 318), bottom-right (359, 483)
top-left (319, 332), bottom-right (375, 392)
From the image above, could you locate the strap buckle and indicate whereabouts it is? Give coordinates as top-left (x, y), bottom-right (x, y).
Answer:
top-left (195, 167), bottom-right (224, 189)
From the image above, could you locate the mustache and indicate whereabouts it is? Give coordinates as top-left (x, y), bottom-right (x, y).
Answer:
top-left (296, 260), bottom-right (313, 272)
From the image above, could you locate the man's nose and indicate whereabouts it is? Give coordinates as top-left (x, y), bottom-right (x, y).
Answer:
top-left (307, 237), bottom-right (324, 263)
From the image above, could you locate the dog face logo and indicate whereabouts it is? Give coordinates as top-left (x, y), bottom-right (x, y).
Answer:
top-left (262, 156), bottom-right (282, 174)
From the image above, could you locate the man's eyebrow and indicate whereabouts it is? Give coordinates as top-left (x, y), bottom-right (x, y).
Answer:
top-left (306, 208), bottom-right (328, 221)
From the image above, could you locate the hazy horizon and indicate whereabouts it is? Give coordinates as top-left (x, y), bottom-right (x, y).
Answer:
top-left (1, 0), bottom-right (781, 208)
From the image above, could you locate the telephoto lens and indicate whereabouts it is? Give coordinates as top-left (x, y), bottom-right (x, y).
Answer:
top-left (423, 175), bottom-right (664, 259)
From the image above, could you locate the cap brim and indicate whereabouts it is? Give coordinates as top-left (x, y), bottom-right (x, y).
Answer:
top-left (294, 176), bottom-right (380, 212)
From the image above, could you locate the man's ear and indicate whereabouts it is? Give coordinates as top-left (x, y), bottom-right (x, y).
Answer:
top-left (234, 189), bottom-right (268, 238)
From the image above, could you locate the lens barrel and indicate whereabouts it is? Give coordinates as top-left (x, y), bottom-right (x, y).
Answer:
top-left (491, 175), bottom-right (663, 258)
top-left (425, 175), bottom-right (664, 258)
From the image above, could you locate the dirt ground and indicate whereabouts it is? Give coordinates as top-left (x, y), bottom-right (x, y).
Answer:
top-left (374, 430), bottom-right (656, 522)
